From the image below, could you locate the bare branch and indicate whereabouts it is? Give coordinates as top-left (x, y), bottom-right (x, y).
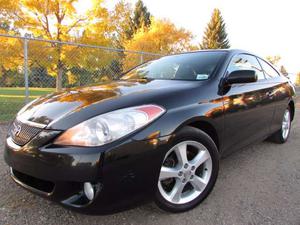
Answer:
top-left (66, 18), bottom-right (85, 34)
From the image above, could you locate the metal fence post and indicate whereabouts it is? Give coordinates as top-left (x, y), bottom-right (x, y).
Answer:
top-left (24, 38), bottom-right (29, 104)
top-left (140, 54), bottom-right (144, 64)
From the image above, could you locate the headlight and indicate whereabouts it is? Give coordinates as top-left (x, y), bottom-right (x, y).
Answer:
top-left (54, 105), bottom-right (165, 147)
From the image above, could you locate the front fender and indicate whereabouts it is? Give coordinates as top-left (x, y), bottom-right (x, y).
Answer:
top-left (132, 101), bottom-right (224, 141)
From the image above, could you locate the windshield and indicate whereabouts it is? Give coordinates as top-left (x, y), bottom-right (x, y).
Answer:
top-left (121, 51), bottom-right (226, 81)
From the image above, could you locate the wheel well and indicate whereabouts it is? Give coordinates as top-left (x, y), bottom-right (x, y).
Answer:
top-left (188, 121), bottom-right (219, 150)
top-left (289, 100), bottom-right (295, 121)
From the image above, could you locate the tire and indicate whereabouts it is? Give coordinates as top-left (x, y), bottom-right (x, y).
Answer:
top-left (155, 126), bottom-right (219, 213)
top-left (269, 106), bottom-right (292, 144)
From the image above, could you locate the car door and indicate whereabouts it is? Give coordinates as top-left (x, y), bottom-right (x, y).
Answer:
top-left (221, 54), bottom-right (275, 154)
top-left (257, 58), bottom-right (292, 134)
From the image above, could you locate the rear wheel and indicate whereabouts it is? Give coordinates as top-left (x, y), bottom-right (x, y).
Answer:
top-left (269, 106), bottom-right (292, 143)
top-left (155, 126), bottom-right (219, 213)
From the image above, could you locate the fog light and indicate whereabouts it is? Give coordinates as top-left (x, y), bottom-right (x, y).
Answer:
top-left (83, 182), bottom-right (94, 201)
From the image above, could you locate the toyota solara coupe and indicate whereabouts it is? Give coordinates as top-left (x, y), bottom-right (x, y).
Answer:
top-left (4, 50), bottom-right (296, 214)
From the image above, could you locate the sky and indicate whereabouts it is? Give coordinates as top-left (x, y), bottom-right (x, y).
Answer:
top-left (77, 0), bottom-right (300, 73)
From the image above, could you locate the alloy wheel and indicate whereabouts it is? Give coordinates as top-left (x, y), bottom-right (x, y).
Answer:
top-left (158, 141), bottom-right (212, 204)
top-left (282, 109), bottom-right (291, 140)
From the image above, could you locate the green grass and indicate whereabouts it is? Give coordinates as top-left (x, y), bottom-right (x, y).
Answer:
top-left (0, 87), bottom-right (55, 122)
top-left (0, 87), bottom-right (54, 96)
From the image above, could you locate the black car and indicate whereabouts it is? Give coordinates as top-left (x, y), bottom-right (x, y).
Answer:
top-left (4, 50), bottom-right (296, 214)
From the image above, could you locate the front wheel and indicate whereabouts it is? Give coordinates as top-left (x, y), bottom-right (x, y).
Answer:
top-left (155, 126), bottom-right (219, 213)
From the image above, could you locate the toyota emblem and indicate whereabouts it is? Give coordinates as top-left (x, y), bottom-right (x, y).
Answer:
top-left (13, 124), bottom-right (22, 137)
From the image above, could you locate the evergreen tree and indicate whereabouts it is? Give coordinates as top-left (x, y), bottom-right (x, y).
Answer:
top-left (112, 0), bottom-right (151, 42)
top-left (200, 8), bottom-right (230, 49)
top-left (132, 0), bottom-right (151, 33)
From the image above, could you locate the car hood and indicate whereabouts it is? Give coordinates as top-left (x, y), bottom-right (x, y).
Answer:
top-left (17, 79), bottom-right (200, 130)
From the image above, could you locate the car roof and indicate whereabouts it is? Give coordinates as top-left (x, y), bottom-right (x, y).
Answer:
top-left (169, 49), bottom-right (254, 57)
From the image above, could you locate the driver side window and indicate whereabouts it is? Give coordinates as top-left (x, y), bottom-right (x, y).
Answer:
top-left (228, 54), bottom-right (265, 80)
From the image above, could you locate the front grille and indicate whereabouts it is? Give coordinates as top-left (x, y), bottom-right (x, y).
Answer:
top-left (9, 120), bottom-right (42, 146)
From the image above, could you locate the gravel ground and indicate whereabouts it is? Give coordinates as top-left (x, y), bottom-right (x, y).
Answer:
top-left (0, 100), bottom-right (299, 225)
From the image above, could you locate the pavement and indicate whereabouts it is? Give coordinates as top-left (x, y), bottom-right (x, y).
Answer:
top-left (0, 99), bottom-right (299, 225)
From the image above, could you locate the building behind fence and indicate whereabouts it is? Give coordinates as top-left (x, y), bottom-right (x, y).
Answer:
top-left (0, 34), bottom-right (162, 122)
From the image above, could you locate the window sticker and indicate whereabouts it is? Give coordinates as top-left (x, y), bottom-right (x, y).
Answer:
top-left (196, 74), bottom-right (209, 80)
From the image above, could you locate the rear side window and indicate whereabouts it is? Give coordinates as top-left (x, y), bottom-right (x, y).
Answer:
top-left (227, 54), bottom-right (265, 80)
top-left (258, 58), bottom-right (280, 79)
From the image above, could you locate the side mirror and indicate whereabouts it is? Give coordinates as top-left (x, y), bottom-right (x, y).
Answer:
top-left (226, 70), bottom-right (257, 85)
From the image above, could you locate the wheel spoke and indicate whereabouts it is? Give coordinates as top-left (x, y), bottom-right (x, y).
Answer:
top-left (175, 143), bottom-right (188, 166)
top-left (284, 112), bottom-right (289, 121)
top-left (159, 166), bottom-right (179, 180)
top-left (169, 179), bottom-right (186, 202)
top-left (282, 121), bottom-right (289, 130)
top-left (190, 176), bottom-right (207, 191)
top-left (282, 110), bottom-right (291, 139)
top-left (190, 150), bottom-right (210, 169)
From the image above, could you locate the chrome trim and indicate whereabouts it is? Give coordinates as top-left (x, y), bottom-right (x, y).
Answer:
top-left (10, 168), bottom-right (52, 196)
top-left (6, 137), bottom-right (21, 150)
top-left (17, 116), bottom-right (47, 129)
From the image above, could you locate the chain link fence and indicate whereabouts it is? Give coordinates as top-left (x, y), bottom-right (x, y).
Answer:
top-left (0, 34), bottom-right (162, 122)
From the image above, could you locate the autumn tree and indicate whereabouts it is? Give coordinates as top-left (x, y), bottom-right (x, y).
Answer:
top-left (200, 8), bottom-right (230, 49)
top-left (296, 72), bottom-right (300, 86)
top-left (265, 55), bottom-right (289, 76)
top-left (110, 0), bottom-right (151, 46)
top-left (110, 1), bottom-right (134, 46)
top-left (0, 0), bottom-right (197, 88)
top-left (123, 18), bottom-right (193, 69)
top-left (266, 55), bottom-right (281, 66)
top-left (0, 0), bottom-right (112, 90)
top-left (0, 20), bottom-right (23, 86)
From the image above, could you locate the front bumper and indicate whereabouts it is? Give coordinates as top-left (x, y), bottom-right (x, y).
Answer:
top-left (4, 129), bottom-right (172, 214)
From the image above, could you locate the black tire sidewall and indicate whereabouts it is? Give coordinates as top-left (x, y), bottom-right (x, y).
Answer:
top-left (155, 126), bottom-right (220, 213)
